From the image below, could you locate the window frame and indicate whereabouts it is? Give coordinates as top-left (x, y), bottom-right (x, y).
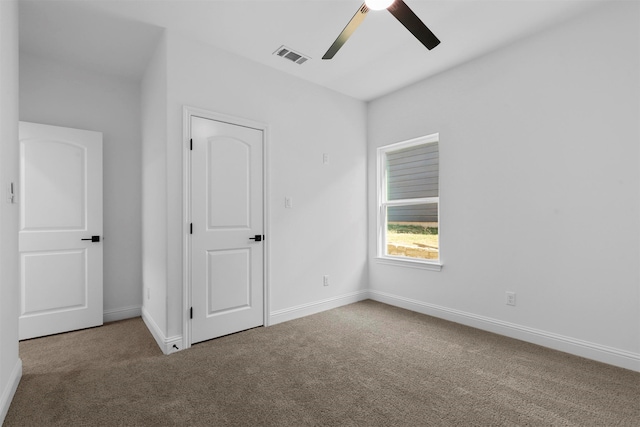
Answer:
top-left (376, 133), bottom-right (442, 271)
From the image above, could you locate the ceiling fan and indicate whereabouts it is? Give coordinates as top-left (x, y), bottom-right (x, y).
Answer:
top-left (322, 0), bottom-right (440, 60)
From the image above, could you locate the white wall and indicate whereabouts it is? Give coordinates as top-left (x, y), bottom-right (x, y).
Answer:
top-left (0, 1), bottom-right (22, 423)
top-left (152, 31), bottom-right (369, 340)
top-left (367, 1), bottom-right (640, 370)
top-left (19, 53), bottom-right (143, 321)
top-left (141, 35), bottom-right (169, 340)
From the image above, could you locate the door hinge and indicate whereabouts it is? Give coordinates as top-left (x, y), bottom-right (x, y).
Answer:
top-left (190, 223), bottom-right (193, 234)
top-left (190, 138), bottom-right (193, 150)
top-left (190, 307), bottom-right (193, 319)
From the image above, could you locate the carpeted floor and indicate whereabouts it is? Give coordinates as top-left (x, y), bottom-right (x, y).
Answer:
top-left (5, 300), bottom-right (640, 426)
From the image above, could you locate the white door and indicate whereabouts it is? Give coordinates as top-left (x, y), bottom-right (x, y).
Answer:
top-left (19, 121), bottom-right (103, 340)
top-left (190, 116), bottom-right (264, 344)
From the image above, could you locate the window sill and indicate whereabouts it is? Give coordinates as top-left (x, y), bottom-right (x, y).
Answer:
top-left (374, 257), bottom-right (443, 271)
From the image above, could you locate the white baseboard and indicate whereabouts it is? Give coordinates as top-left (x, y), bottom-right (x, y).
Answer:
top-left (0, 358), bottom-right (22, 425)
top-left (369, 290), bottom-right (640, 372)
top-left (269, 290), bottom-right (369, 326)
top-left (141, 307), bottom-right (182, 355)
top-left (103, 305), bottom-right (142, 323)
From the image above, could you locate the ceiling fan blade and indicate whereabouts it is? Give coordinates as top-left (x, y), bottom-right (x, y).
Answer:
top-left (387, 0), bottom-right (440, 50)
top-left (322, 3), bottom-right (369, 60)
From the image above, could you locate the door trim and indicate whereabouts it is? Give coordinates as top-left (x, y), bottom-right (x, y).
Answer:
top-left (182, 106), bottom-right (270, 350)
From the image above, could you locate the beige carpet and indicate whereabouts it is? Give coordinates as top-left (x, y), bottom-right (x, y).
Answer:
top-left (5, 300), bottom-right (639, 426)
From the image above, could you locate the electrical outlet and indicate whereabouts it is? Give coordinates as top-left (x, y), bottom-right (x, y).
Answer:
top-left (506, 291), bottom-right (516, 306)
top-left (323, 275), bottom-right (329, 286)
top-left (285, 197), bottom-right (293, 209)
top-left (322, 153), bottom-right (329, 164)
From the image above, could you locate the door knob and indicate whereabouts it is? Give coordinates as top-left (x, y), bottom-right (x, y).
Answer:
top-left (249, 235), bottom-right (262, 242)
top-left (81, 236), bottom-right (100, 242)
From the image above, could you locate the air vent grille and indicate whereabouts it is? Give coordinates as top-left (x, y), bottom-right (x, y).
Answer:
top-left (273, 46), bottom-right (310, 65)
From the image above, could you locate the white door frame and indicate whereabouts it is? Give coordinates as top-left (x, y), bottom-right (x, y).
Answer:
top-left (182, 106), bottom-right (270, 350)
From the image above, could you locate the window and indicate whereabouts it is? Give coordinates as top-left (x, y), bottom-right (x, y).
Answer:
top-left (377, 134), bottom-right (440, 268)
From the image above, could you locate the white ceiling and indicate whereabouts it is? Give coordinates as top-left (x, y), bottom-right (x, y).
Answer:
top-left (19, 0), bottom-right (605, 101)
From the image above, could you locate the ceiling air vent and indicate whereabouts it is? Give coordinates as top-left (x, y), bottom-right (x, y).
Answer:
top-left (273, 46), bottom-right (310, 65)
